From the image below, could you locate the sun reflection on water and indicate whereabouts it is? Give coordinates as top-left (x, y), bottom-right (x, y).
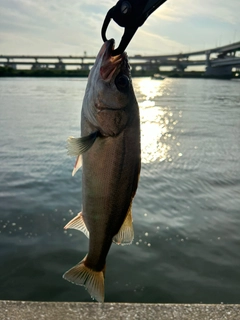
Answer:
top-left (134, 78), bottom-right (177, 164)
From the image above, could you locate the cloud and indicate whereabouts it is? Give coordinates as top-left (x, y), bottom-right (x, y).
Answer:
top-left (0, 0), bottom-right (109, 54)
top-left (127, 29), bottom-right (188, 55)
top-left (0, 0), bottom-right (239, 55)
top-left (154, 0), bottom-right (240, 25)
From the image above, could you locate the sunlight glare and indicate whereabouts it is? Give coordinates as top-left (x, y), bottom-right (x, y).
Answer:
top-left (136, 78), bottom-right (171, 164)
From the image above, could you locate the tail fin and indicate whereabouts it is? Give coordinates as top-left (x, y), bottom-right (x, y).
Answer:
top-left (63, 256), bottom-right (105, 303)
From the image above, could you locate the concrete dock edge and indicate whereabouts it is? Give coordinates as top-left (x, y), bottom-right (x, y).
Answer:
top-left (1, 300), bottom-right (240, 320)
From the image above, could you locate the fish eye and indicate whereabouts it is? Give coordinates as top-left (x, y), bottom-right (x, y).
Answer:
top-left (115, 74), bottom-right (130, 92)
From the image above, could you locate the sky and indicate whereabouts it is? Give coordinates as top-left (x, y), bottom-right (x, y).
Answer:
top-left (0, 0), bottom-right (239, 57)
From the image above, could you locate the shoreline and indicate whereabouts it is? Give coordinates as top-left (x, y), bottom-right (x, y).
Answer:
top-left (0, 68), bottom-right (239, 79)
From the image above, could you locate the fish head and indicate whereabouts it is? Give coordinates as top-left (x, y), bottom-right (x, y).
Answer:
top-left (83, 39), bottom-right (137, 136)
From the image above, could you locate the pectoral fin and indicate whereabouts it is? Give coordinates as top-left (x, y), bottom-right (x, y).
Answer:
top-left (67, 131), bottom-right (99, 156)
top-left (64, 212), bottom-right (89, 238)
top-left (113, 204), bottom-right (134, 246)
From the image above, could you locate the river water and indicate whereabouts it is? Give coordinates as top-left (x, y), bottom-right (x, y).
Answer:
top-left (0, 77), bottom-right (240, 303)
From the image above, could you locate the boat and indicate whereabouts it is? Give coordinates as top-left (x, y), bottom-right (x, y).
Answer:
top-left (151, 73), bottom-right (165, 80)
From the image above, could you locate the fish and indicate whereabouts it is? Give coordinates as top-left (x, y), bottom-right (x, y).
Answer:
top-left (63, 39), bottom-right (141, 303)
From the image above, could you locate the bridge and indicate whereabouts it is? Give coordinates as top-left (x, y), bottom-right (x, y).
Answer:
top-left (0, 41), bottom-right (240, 77)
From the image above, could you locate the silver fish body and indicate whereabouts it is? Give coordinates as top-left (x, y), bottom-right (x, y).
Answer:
top-left (63, 39), bottom-right (141, 302)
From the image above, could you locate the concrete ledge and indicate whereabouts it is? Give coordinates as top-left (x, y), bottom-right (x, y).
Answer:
top-left (1, 301), bottom-right (239, 320)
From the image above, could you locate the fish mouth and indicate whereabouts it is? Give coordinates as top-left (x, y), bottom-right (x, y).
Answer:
top-left (99, 39), bottom-right (129, 81)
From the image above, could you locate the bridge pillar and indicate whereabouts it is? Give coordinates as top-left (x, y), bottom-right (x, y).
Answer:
top-left (31, 63), bottom-right (42, 70)
top-left (204, 50), bottom-right (232, 78)
top-left (6, 63), bottom-right (17, 69)
top-left (206, 51), bottom-right (211, 67)
top-left (176, 63), bottom-right (186, 72)
top-left (5, 57), bottom-right (17, 69)
top-left (205, 65), bottom-right (232, 79)
top-left (81, 64), bottom-right (89, 70)
top-left (55, 58), bottom-right (65, 70)
top-left (142, 61), bottom-right (159, 73)
top-left (131, 65), bottom-right (137, 71)
top-left (55, 64), bottom-right (65, 70)
top-left (174, 57), bottom-right (187, 72)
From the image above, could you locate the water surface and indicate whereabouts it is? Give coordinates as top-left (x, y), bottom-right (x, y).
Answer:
top-left (0, 77), bottom-right (240, 303)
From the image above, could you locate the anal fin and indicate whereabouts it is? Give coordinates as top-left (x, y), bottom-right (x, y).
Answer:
top-left (113, 204), bottom-right (134, 246)
top-left (64, 212), bottom-right (89, 238)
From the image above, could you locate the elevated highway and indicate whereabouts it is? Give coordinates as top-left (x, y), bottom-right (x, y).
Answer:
top-left (0, 41), bottom-right (240, 77)
top-left (140, 41), bottom-right (240, 59)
